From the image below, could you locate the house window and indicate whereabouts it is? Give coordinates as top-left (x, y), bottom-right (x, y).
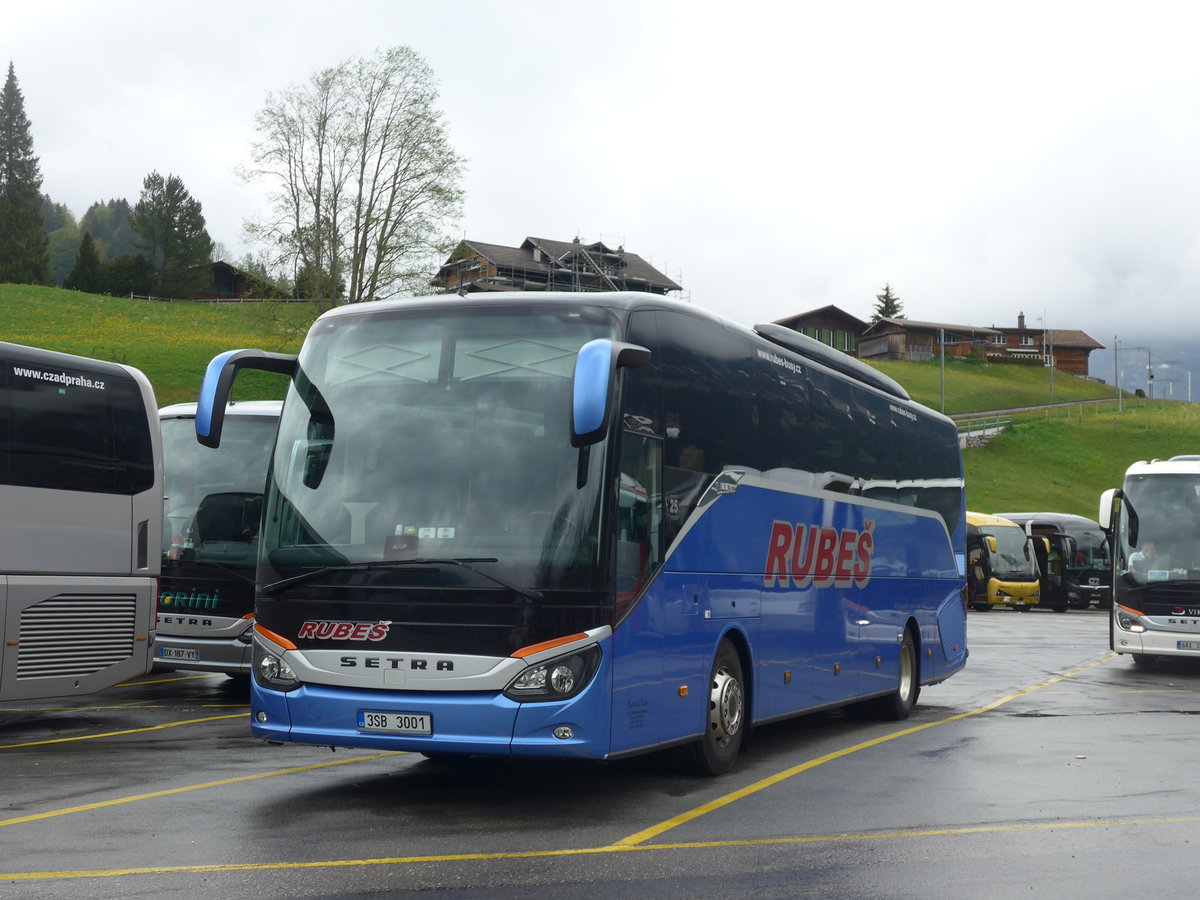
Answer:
top-left (1020, 334), bottom-right (1035, 346)
top-left (992, 334), bottom-right (1007, 345)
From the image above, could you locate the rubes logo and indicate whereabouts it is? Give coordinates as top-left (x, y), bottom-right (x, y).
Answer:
top-left (763, 520), bottom-right (874, 589)
top-left (160, 588), bottom-right (220, 610)
top-left (297, 620), bottom-right (391, 641)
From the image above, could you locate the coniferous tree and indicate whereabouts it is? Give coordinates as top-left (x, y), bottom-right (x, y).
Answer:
top-left (0, 62), bottom-right (50, 284)
top-left (130, 171), bottom-right (213, 271)
top-left (871, 283), bottom-right (905, 323)
top-left (64, 231), bottom-right (103, 293)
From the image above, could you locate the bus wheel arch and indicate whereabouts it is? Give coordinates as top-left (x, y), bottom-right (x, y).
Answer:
top-left (679, 634), bottom-right (749, 776)
top-left (862, 622), bottom-right (920, 721)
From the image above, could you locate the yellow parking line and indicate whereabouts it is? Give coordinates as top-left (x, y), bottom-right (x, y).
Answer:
top-left (2, 812), bottom-right (1194, 881)
top-left (611, 652), bottom-right (1117, 847)
top-left (0, 752), bottom-right (402, 828)
top-left (0, 713), bottom-right (245, 749)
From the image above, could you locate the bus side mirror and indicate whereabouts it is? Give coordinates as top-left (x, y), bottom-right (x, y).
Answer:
top-left (570, 339), bottom-right (651, 447)
top-left (1098, 489), bottom-right (1117, 531)
top-left (197, 349), bottom-right (297, 448)
top-left (985, 536), bottom-right (998, 554)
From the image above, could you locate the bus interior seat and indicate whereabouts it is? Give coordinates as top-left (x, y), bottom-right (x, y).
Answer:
top-left (195, 492), bottom-right (262, 543)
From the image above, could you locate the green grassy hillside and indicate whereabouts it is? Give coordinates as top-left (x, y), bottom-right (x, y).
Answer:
top-left (0, 285), bottom-right (317, 405)
top-left (869, 356), bottom-right (1118, 414)
top-left (3, 283), bottom-right (1195, 522)
top-left (960, 403), bottom-right (1200, 519)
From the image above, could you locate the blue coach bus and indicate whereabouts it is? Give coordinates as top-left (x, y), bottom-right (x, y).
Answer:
top-left (195, 293), bottom-right (968, 774)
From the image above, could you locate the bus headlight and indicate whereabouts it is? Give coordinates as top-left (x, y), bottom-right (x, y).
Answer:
top-left (254, 643), bottom-right (300, 691)
top-left (504, 645), bottom-right (600, 702)
top-left (1116, 607), bottom-right (1147, 633)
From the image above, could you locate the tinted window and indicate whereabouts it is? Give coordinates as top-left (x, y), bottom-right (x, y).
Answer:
top-left (0, 353), bottom-right (154, 495)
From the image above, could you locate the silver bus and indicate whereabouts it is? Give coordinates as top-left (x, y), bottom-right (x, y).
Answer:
top-left (0, 341), bottom-right (161, 700)
top-left (156, 401), bottom-right (280, 680)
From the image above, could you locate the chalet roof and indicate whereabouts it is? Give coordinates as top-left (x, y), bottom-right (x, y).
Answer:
top-left (773, 304), bottom-right (868, 331)
top-left (436, 237), bottom-right (681, 291)
top-left (521, 237), bottom-right (682, 291)
top-left (863, 316), bottom-right (1002, 336)
top-left (1047, 329), bottom-right (1105, 350)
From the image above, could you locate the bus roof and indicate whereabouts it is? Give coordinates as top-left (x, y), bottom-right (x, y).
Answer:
top-left (307, 292), bottom-right (934, 419)
top-left (992, 512), bottom-right (1102, 530)
top-left (1123, 457), bottom-right (1200, 477)
top-left (966, 511), bottom-right (1021, 529)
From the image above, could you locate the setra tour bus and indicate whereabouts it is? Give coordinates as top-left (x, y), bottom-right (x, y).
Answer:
top-left (156, 401), bottom-right (281, 681)
top-left (965, 512), bottom-right (1044, 611)
top-left (0, 341), bottom-right (161, 700)
top-left (195, 293), bottom-right (968, 774)
top-left (1101, 456), bottom-right (1200, 667)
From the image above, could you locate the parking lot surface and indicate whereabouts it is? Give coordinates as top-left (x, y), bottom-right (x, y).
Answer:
top-left (4, 609), bottom-right (1200, 898)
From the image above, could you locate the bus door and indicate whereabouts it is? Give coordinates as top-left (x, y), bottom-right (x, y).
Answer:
top-left (967, 535), bottom-right (991, 611)
top-left (1030, 534), bottom-right (1072, 613)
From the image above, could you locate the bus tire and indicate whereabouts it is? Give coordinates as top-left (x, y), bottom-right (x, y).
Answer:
top-left (871, 630), bottom-right (920, 720)
top-left (1131, 653), bottom-right (1158, 669)
top-left (970, 603), bottom-right (990, 612)
top-left (680, 640), bottom-right (745, 777)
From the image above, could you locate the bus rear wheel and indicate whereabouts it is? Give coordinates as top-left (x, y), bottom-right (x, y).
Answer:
top-left (679, 640), bottom-right (745, 777)
top-left (869, 630), bottom-right (920, 720)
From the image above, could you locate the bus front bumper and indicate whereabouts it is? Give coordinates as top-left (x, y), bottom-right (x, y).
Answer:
top-left (249, 677), bottom-right (612, 759)
top-left (152, 633), bottom-right (253, 676)
top-left (1114, 620), bottom-right (1200, 658)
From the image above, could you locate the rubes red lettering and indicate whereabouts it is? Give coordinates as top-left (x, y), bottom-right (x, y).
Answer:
top-left (297, 622), bottom-right (316, 639)
top-left (764, 520), bottom-right (876, 590)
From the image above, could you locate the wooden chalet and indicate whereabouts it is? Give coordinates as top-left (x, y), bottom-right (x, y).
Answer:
top-left (434, 237), bottom-right (682, 295)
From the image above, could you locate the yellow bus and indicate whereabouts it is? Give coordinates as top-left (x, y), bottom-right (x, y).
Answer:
top-left (965, 512), bottom-right (1041, 611)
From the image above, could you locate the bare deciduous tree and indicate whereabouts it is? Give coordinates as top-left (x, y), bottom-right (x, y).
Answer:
top-left (244, 47), bottom-right (464, 310)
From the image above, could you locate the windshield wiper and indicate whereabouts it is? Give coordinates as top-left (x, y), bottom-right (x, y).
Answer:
top-left (260, 557), bottom-right (544, 601)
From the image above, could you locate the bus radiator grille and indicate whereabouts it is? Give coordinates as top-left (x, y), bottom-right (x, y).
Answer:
top-left (16, 595), bottom-right (138, 679)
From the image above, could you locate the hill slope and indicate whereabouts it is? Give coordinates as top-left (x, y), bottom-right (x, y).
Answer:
top-left (0, 285), bottom-right (316, 405)
top-left (4, 284), bottom-right (1195, 520)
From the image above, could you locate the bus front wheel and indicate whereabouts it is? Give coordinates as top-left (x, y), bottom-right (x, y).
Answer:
top-left (680, 640), bottom-right (745, 777)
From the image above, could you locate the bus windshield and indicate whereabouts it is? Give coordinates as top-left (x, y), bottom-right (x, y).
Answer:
top-left (161, 413), bottom-right (277, 562)
top-left (1120, 474), bottom-right (1200, 583)
top-left (984, 524), bottom-right (1037, 580)
top-left (260, 306), bottom-right (618, 591)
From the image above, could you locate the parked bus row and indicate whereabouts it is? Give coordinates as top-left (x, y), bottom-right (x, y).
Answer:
top-left (966, 511), bottom-right (1112, 613)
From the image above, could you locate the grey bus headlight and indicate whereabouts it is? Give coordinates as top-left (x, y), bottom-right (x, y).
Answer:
top-left (504, 645), bottom-right (600, 702)
top-left (1116, 608), bottom-right (1147, 633)
top-left (254, 643), bottom-right (300, 691)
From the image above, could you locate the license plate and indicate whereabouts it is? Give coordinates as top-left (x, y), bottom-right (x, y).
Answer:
top-left (1178, 641), bottom-right (1200, 651)
top-left (158, 647), bottom-right (199, 661)
top-left (357, 710), bottom-right (432, 735)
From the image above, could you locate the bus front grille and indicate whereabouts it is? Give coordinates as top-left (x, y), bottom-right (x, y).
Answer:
top-left (17, 595), bottom-right (138, 679)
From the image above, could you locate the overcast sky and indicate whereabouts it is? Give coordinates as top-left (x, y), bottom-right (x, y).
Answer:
top-left (9, 0), bottom-right (1200, 393)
